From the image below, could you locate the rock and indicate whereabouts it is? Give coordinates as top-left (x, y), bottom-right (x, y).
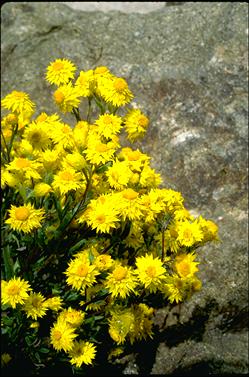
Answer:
top-left (1, 2), bottom-right (248, 375)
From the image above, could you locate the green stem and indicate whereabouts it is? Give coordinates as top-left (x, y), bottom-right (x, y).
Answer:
top-left (3, 245), bottom-right (14, 279)
top-left (72, 107), bottom-right (81, 122)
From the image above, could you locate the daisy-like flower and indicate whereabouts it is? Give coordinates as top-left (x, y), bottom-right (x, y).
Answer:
top-left (135, 254), bottom-right (166, 293)
top-left (40, 149), bottom-right (62, 171)
top-left (93, 254), bottom-right (114, 271)
top-left (198, 216), bottom-right (219, 242)
top-left (95, 113), bottom-right (123, 139)
top-left (1, 277), bottom-right (31, 308)
top-left (75, 70), bottom-right (95, 97)
top-left (22, 292), bottom-right (48, 320)
top-left (139, 163), bottom-right (162, 188)
top-left (5, 204), bottom-right (45, 233)
top-left (53, 83), bottom-right (81, 113)
top-left (69, 340), bottom-right (97, 367)
top-left (65, 254), bottom-right (100, 291)
top-left (108, 308), bottom-right (135, 344)
top-left (23, 122), bottom-right (51, 150)
top-left (98, 76), bottom-right (133, 107)
top-left (50, 122), bottom-right (75, 149)
top-left (46, 58), bottom-right (76, 86)
top-left (106, 159), bottom-right (132, 190)
top-left (84, 132), bottom-right (117, 166)
top-left (124, 108), bottom-right (149, 142)
top-left (45, 296), bottom-right (63, 312)
top-left (50, 320), bottom-right (77, 352)
top-left (177, 220), bottom-right (204, 247)
top-left (80, 196), bottom-right (120, 234)
top-left (7, 157), bottom-right (42, 180)
top-left (117, 189), bottom-right (143, 221)
top-left (1, 90), bottom-right (35, 115)
top-left (57, 307), bottom-right (85, 328)
top-left (62, 152), bottom-right (87, 171)
top-left (174, 253), bottom-right (199, 278)
top-left (119, 147), bottom-right (150, 172)
top-left (162, 274), bottom-right (185, 304)
top-left (1, 168), bottom-right (19, 189)
top-left (73, 121), bottom-right (90, 149)
top-left (105, 264), bottom-right (138, 299)
top-left (52, 168), bottom-right (85, 196)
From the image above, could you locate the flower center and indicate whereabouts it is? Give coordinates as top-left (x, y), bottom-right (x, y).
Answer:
top-left (122, 189), bottom-right (138, 200)
top-left (96, 214), bottom-right (106, 224)
top-left (60, 171), bottom-right (74, 181)
top-left (96, 143), bottom-right (108, 153)
top-left (113, 78), bottom-right (128, 92)
top-left (138, 115), bottom-right (149, 128)
top-left (176, 261), bottom-right (190, 277)
top-left (103, 115), bottom-right (113, 125)
top-left (6, 114), bottom-right (17, 125)
top-left (30, 131), bottom-right (42, 143)
top-left (31, 297), bottom-right (41, 308)
top-left (15, 158), bottom-right (31, 169)
top-left (53, 330), bottom-right (62, 341)
top-left (15, 207), bottom-right (30, 221)
top-left (54, 90), bottom-right (65, 104)
top-left (183, 229), bottom-right (193, 241)
top-left (76, 265), bottom-right (88, 277)
top-left (7, 284), bottom-right (20, 295)
top-left (52, 61), bottom-right (64, 71)
top-left (113, 266), bottom-right (127, 281)
top-left (146, 265), bottom-right (157, 278)
top-left (13, 91), bottom-right (26, 99)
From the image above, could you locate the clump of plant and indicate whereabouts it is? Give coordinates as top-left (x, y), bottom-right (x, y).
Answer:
top-left (1, 59), bottom-right (219, 374)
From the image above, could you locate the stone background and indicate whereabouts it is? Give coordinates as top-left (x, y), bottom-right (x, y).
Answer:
top-left (1, 2), bottom-right (248, 375)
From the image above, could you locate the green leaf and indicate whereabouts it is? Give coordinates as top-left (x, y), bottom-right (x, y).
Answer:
top-left (69, 239), bottom-right (87, 254)
top-left (39, 348), bottom-right (50, 354)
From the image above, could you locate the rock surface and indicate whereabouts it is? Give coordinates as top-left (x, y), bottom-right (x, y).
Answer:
top-left (1, 2), bottom-right (248, 375)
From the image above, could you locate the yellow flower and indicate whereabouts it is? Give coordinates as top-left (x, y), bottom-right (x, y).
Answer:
top-left (73, 121), bottom-right (89, 149)
top-left (23, 292), bottom-right (48, 320)
top-left (108, 308), bottom-right (135, 344)
top-left (174, 253), bottom-right (199, 278)
top-left (1, 90), bottom-right (35, 115)
top-left (23, 122), bottom-right (51, 150)
top-left (50, 122), bottom-right (75, 148)
top-left (45, 296), bottom-right (63, 311)
top-left (94, 254), bottom-right (114, 271)
top-left (117, 189), bottom-right (143, 221)
top-left (69, 340), bottom-right (96, 367)
top-left (65, 254), bottom-right (100, 291)
top-left (5, 204), bottom-right (45, 233)
top-left (57, 307), bottom-right (85, 328)
top-left (106, 159), bottom-right (132, 190)
top-left (124, 108), bottom-right (149, 142)
top-left (1, 277), bottom-right (31, 308)
top-left (62, 152), bottom-right (87, 171)
top-left (105, 264), bottom-right (138, 299)
top-left (7, 157), bottom-right (42, 180)
top-left (95, 113), bottom-right (123, 139)
top-left (162, 274), bottom-right (185, 303)
top-left (46, 58), bottom-right (76, 86)
top-left (75, 70), bottom-right (95, 97)
top-left (177, 220), bottom-right (204, 247)
top-left (98, 76), bottom-right (133, 107)
top-left (119, 147), bottom-right (150, 172)
top-left (53, 83), bottom-right (81, 113)
top-left (198, 216), bottom-right (219, 242)
top-left (1, 168), bottom-right (19, 189)
top-left (1, 353), bottom-right (12, 367)
top-left (33, 182), bottom-right (52, 197)
top-left (52, 168), bottom-right (85, 196)
top-left (135, 254), bottom-right (166, 293)
top-left (84, 132), bottom-right (117, 166)
top-left (40, 149), bottom-right (62, 171)
top-left (50, 320), bottom-right (77, 352)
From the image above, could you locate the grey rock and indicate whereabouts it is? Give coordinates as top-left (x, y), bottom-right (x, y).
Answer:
top-left (1, 2), bottom-right (248, 375)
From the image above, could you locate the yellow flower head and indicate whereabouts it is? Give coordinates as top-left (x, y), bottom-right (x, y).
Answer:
top-left (7, 157), bottom-right (42, 180)
top-left (57, 307), bottom-right (85, 328)
top-left (65, 254), bottom-right (100, 291)
top-left (108, 308), bottom-right (135, 344)
top-left (174, 253), bottom-right (199, 278)
top-left (98, 75), bottom-right (134, 107)
top-left (62, 152), bottom-right (87, 171)
top-left (46, 58), bottom-right (76, 86)
top-left (75, 70), bottom-right (95, 97)
top-left (50, 320), bottom-right (77, 352)
top-left (45, 296), bottom-right (63, 311)
top-left (135, 254), bottom-right (166, 293)
top-left (23, 122), bottom-right (51, 150)
top-left (94, 254), bottom-right (114, 271)
top-left (1, 277), bottom-right (31, 308)
top-left (95, 113), bottom-right (123, 139)
top-left (1, 90), bottom-right (35, 116)
top-left (124, 108), bottom-right (149, 142)
top-left (198, 216), bottom-right (219, 242)
top-left (177, 220), bottom-right (204, 247)
top-left (23, 292), bottom-right (48, 320)
top-left (106, 159), bottom-right (132, 190)
top-left (105, 264), bottom-right (138, 299)
top-left (69, 340), bottom-right (96, 367)
top-left (52, 168), bottom-right (85, 196)
top-left (33, 182), bottom-right (52, 197)
top-left (53, 83), bottom-right (81, 113)
top-left (117, 189), bottom-right (143, 221)
top-left (1, 353), bottom-right (12, 367)
top-left (5, 203), bottom-right (45, 233)
top-left (84, 131), bottom-right (117, 166)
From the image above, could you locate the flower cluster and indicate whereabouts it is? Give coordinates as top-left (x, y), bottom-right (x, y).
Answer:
top-left (1, 58), bottom-right (219, 373)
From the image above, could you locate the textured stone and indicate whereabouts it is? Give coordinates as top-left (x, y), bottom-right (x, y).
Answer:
top-left (1, 2), bottom-right (248, 374)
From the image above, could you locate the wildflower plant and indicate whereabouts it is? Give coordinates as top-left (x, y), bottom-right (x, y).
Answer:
top-left (1, 58), bottom-right (219, 374)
